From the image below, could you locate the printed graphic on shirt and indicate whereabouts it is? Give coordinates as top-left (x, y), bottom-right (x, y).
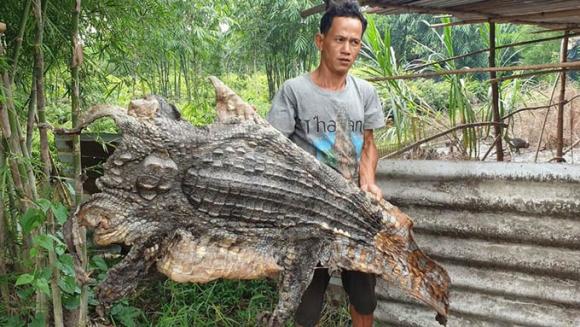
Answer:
top-left (300, 108), bottom-right (362, 182)
top-left (299, 116), bottom-right (364, 134)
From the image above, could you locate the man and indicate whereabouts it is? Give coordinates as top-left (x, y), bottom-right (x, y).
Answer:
top-left (266, 2), bottom-right (385, 326)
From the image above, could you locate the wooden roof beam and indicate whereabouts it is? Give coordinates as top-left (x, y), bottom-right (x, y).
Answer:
top-left (430, 19), bottom-right (577, 29)
top-left (533, 27), bottom-right (580, 34)
top-left (411, 32), bottom-right (580, 71)
top-left (367, 60), bottom-right (580, 82)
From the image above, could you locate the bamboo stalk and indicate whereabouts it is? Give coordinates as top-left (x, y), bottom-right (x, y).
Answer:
top-left (9, 0), bottom-right (33, 85)
top-left (487, 69), bottom-right (564, 84)
top-left (32, 1), bottom-right (53, 324)
top-left (380, 122), bottom-right (508, 159)
top-left (555, 31), bottom-right (570, 162)
top-left (481, 134), bottom-right (500, 161)
top-left (0, 141), bottom-right (10, 312)
top-left (367, 60), bottom-right (580, 81)
top-left (563, 138), bottom-right (580, 156)
top-left (33, 0), bottom-right (51, 180)
top-left (70, 1), bottom-right (87, 326)
top-left (532, 27), bottom-right (580, 34)
top-left (3, 71), bottom-right (39, 203)
top-left (32, 0), bottom-right (65, 323)
top-left (26, 78), bottom-right (37, 154)
top-left (534, 77), bottom-right (560, 162)
top-left (1, 73), bottom-right (33, 206)
top-left (569, 97), bottom-right (576, 163)
top-left (489, 23), bottom-right (504, 161)
top-left (0, 103), bottom-right (10, 139)
top-left (2, 10), bottom-right (44, 322)
top-left (47, 210), bottom-right (64, 327)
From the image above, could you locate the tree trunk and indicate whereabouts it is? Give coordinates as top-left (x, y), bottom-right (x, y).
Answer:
top-left (181, 56), bottom-right (191, 101)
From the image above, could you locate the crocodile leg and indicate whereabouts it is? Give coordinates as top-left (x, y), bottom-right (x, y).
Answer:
top-left (266, 240), bottom-right (328, 327)
top-left (95, 241), bottom-right (159, 313)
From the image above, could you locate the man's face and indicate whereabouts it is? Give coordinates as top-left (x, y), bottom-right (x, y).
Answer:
top-left (316, 16), bottom-right (363, 75)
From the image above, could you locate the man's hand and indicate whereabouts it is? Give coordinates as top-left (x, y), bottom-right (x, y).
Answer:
top-left (361, 183), bottom-right (383, 202)
top-left (360, 130), bottom-right (382, 202)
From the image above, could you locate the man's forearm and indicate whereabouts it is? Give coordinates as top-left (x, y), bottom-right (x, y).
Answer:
top-left (359, 129), bottom-right (378, 187)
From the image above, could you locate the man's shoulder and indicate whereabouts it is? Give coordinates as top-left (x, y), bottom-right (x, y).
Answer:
top-left (348, 75), bottom-right (376, 93)
top-left (282, 74), bottom-right (309, 90)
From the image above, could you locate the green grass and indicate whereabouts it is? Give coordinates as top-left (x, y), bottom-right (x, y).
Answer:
top-left (109, 277), bottom-right (350, 327)
top-left (153, 279), bottom-right (278, 327)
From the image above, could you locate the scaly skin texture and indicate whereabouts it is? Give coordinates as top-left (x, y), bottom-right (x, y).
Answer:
top-left (63, 77), bottom-right (450, 326)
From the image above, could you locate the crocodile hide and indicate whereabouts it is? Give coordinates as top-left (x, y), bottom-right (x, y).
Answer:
top-left (64, 77), bottom-right (450, 326)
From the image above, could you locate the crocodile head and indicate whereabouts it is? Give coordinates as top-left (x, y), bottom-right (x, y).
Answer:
top-left (75, 96), bottom-right (187, 246)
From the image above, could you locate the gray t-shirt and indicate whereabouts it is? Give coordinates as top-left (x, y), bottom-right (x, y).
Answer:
top-left (267, 73), bottom-right (385, 181)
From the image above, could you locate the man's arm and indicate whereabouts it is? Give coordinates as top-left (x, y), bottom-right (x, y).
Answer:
top-left (359, 129), bottom-right (383, 201)
top-left (267, 83), bottom-right (297, 138)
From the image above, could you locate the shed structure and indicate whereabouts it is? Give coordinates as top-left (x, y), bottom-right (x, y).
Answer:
top-left (302, 1), bottom-right (580, 326)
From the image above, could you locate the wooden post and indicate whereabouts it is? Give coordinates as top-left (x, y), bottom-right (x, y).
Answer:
top-left (556, 31), bottom-right (570, 162)
top-left (489, 22), bottom-right (504, 161)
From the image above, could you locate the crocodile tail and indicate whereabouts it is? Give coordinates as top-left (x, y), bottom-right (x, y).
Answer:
top-left (208, 76), bottom-right (263, 124)
top-left (373, 202), bottom-right (450, 323)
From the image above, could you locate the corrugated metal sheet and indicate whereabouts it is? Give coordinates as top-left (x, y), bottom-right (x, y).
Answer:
top-left (368, 0), bottom-right (580, 29)
top-left (374, 160), bottom-right (580, 327)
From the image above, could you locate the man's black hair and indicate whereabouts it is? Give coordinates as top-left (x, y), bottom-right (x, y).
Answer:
top-left (320, 1), bottom-right (367, 35)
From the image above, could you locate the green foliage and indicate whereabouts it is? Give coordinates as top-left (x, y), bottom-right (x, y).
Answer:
top-left (435, 19), bottom-right (477, 155)
top-left (360, 16), bottom-right (439, 146)
top-left (229, 0), bottom-right (319, 98)
top-left (221, 73), bottom-right (272, 116)
top-left (406, 79), bottom-right (450, 112)
top-left (7, 199), bottom-right (79, 323)
top-left (518, 26), bottom-right (561, 66)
